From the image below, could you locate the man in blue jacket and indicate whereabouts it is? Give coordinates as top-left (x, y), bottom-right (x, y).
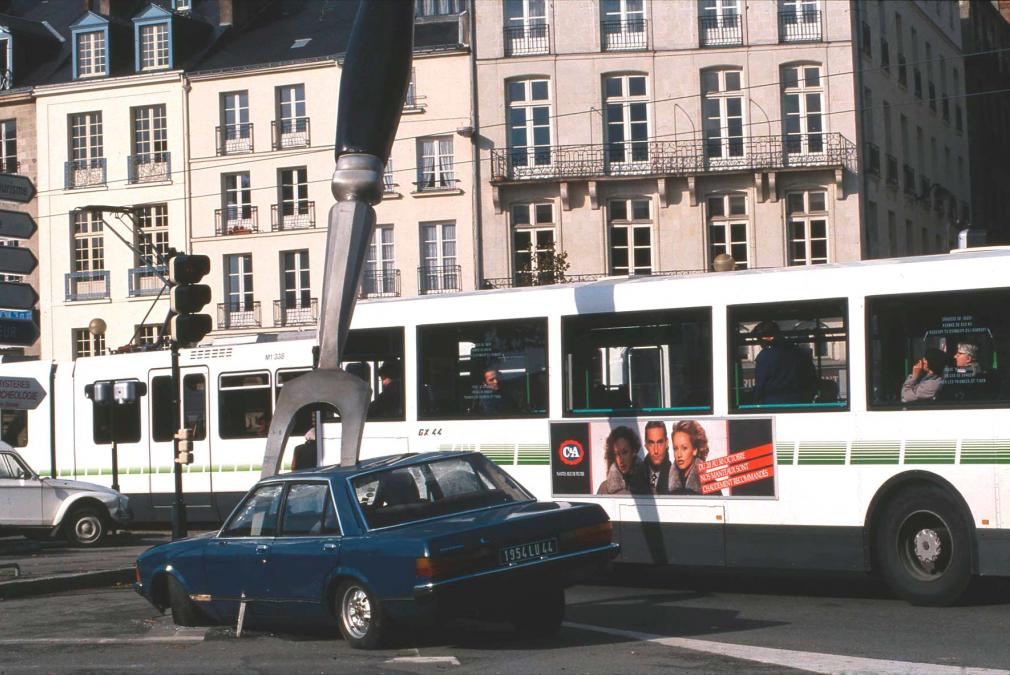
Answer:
top-left (752, 321), bottom-right (818, 405)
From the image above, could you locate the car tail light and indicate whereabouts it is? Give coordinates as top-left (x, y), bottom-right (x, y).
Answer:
top-left (560, 521), bottom-right (613, 552)
top-left (416, 546), bottom-right (495, 582)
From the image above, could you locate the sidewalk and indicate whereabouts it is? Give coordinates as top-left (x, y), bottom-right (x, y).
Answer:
top-left (0, 530), bottom-right (183, 599)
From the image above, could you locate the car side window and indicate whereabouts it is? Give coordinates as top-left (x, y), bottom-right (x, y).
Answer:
top-left (221, 483), bottom-right (283, 537)
top-left (279, 483), bottom-right (340, 537)
top-left (0, 454), bottom-right (13, 479)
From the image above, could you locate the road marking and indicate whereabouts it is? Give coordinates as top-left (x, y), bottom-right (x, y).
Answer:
top-left (565, 622), bottom-right (1010, 675)
top-left (0, 637), bottom-right (204, 645)
top-left (386, 656), bottom-right (461, 666)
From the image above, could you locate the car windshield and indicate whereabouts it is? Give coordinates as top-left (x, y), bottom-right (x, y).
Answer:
top-left (352, 454), bottom-right (532, 529)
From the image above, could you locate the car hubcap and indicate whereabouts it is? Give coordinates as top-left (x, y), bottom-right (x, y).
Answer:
top-left (897, 510), bottom-right (952, 580)
top-left (342, 587), bottom-right (371, 639)
top-left (75, 516), bottom-right (102, 544)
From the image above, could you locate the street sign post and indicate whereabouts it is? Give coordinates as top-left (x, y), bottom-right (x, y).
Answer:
top-left (0, 175), bottom-right (35, 204)
top-left (0, 376), bottom-right (45, 410)
top-left (0, 210), bottom-right (36, 239)
top-left (0, 318), bottom-right (39, 346)
top-left (0, 247), bottom-right (37, 276)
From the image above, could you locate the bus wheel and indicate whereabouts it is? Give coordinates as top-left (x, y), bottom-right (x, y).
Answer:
top-left (875, 486), bottom-right (971, 606)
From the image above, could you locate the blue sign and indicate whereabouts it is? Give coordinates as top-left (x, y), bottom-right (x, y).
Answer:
top-left (0, 309), bottom-right (31, 320)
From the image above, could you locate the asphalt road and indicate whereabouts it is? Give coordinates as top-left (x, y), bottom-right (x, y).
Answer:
top-left (2, 569), bottom-right (1010, 674)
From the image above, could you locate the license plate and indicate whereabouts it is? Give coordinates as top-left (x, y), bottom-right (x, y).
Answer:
top-left (500, 537), bottom-right (558, 566)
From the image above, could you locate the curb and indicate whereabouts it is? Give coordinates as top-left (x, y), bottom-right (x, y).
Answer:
top-left (0, 567), bottom-right (135, 600)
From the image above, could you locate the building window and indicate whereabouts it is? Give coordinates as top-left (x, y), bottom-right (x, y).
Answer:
top-left (73, 328), bottom-right (105, 359)
top-left (383, 159), bottom-right (396, 192)
top-left (222, 173), bottom-right (253, 234)
top-left (504, 0), bottom-right (549, 56)
top-left (135, 203), bottom-right (168, 268)
top-left (699, 0), bottom-right (742, 47)
top-left (782, 64), bottom-right (823, 155)
top-left (608, 198), bottom-right (652, 275)
top-left (278, 167), bottom-right (311, 230)
top-left (707, 194), bottom-right (749, 269)
top-left (416, 0), bottom-right (466, 17)
top-left (702, 69), bottom-right (744, 161)
top-left (224, 253), bottom-right (254, 313)
top-left (512, 202), bottom-right (556, 286)
top-left (220, 91), bottom-right (251, 154)
top-left (419, 222), bottom-right (458, 293)
top-left (281, 250), bottom-right (311, 316)
top-left (131, 104), bottom-right (168, 182)
top-left (0, 119), bottom-right (15, 174)
top-left (507, 78), bottom-right (551, 171)
top-left (139, 23), bottom-right (169, 70)
top-left (68, 111), bottom-right (104, 187)
top-left (0, 32), bottom-right (12, 90)
top-left (76, 31), bottom-right (105, 78)
top-left (779, 0), bottom-right (820, 42)
top-left (364, 227), bottom-right (397, 297)
top-left (73, 209), bottom-right (104, 273)
top-left (275, 84), bottom-right (308, 149)
top-left (136, 324), bottom-right (163, 347)
top-left (604, 74), bottom-right (649, 168)
top-left (416, 137), bottom-right (455, 191)
top-left (787, 190), bottom-right (828, 265)
top-left (601, 0), bottom-right (646, 51)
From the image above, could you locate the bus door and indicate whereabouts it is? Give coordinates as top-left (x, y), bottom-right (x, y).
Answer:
top-left (147, 367), bottom-right (214, 522)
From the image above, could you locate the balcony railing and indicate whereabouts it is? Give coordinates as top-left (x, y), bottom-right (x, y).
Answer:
top-left (271, 118), bottom-right (310, 150)
top-left (128, 266), bottom-right (166, 297)
top-left (65, 270), bottom-right (109, 301)
top-left (885, 154), bottom-right (898, 187)
top-left (359, 269), bottom-right (401, 299)
top-left (778, 10), bottom-right (821, 43)
top-left (218, 301), bottom-right (261, 330)
top-left (418, 264), bottom-right (461, 295)
top-left (215, 206), bottom-right (259, 236)
top-left (601, 18), bottom-right (647, 51)
top-left (481, 273), bottom-right (604, 289)
top-left (491, 133), bottom-right (857, 183)
top-left (902, 164), bottom-right (916, 196)
top-left (65, 158), bottom-right (106, 189)
top-left (273, 298), bottom-right (317, 327)
top-left (404, 76), bottom-right (427, 112)
top-left (216, 123), bottom-right (254, 155)
top-left (271, 202), bottom-right (315, 231)
top-left (503, 23), bottom-right (549, 56)
top-left (865, 142), bottom-right (880, 176)
top-left (127, 152), bottom-right (171, 184)
top-left (699, 14), bottom-right (742, 47)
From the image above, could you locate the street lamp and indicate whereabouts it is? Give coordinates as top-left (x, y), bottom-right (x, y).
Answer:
top-left (88, 317), bottom-right (106, 354)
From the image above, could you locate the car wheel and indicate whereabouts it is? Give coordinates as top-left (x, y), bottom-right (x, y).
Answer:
top-left (63, 506), bottom-right (107, 547)
top-left (336, 581), bottom-right (385, 649)
top-left (875, 485), bottom-right (972, 606)
top-left (166, 575), bottom-right (206, 627)
top-left (511, 586), bottom-right (565, 637)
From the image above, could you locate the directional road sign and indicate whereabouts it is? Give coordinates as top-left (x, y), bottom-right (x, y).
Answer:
top-left (0, 318), bottom-right (38, 347)
top-left (0, 282), bottom-right (38, 309)
top-left (0, 375), bottom-right (45, 409)
top-left (0, 210), bottom-right (36, 239)
top-left (0, 175), bottom-right (34, 204)
top-left (0, 247), bottom-right (37, 276)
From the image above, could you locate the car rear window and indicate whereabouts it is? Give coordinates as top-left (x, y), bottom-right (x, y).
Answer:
top-left (352, 455), bottom-right (531, 529)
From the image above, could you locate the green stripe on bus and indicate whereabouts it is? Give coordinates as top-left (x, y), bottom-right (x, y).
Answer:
top-left (775, 442), bottom-right (795, 465)
top-left (797, 442), bottom-right (845, 465)
top-left (851, 442), bottom-right (900, 465)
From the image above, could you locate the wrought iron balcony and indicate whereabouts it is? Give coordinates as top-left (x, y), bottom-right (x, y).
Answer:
top-left (271, 202), bottom-right (315, 231)
top-left (885, 154), bottom-right (899, 187)
top-left (218, 301), bottom-right (261, 330)
top-left (127, 152), bottom-right (170, 184)
top-left (699, 14), bottom-right (742, 47)
top-left (778, 10), bottom-right (821, 43)
top-left (128, 266), bottom-right (166, 297)
top-left (490, 133), bottom-right (857, 183)
top-left (216, 123), bottom-right (254, 155)
top-left (601, 18), bottom-right (647, 51)
top-left (65, 270), bottom-right (109, 301)
top-left (65, 158), bottom-right (106, 189)
top-left (503, 23), bottom-right (549, 57)
top-left (273, 298), bottom-right (317, 327)
top-left (482, 272), bottom-right (604, 289)
top-left (215, 206), bottom-right (259, 236)
top-left (272, 118), bottom-right (310, 150)
top-left (418, 264), bottom-right (461, 295)
top-left (359, 269), bottom-right (401, 298)
top-left (902, 164), bottom-right (916, 196)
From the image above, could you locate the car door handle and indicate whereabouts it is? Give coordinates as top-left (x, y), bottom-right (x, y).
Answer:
top-left (255, 545), bottom-right (270, 554)
top-left (322, 543), bottom-right (337, 552)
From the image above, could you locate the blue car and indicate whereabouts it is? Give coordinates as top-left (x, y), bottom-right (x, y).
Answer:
top-left (135, 451), bottom-right (618, 648)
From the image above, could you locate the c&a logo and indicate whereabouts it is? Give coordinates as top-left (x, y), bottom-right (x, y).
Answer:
top-left (558, 439), bottom-right (585, 466)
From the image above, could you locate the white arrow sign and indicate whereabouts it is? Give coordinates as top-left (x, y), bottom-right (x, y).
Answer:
top-left (0, 376), bottom-right (45, 410)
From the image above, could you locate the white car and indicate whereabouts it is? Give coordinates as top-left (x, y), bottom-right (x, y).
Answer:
top-left (0, 444), bottom-right (132, 546)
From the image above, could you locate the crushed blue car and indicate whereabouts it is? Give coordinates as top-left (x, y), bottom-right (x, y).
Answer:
top-left (135, 451), bottom-right (619, 648)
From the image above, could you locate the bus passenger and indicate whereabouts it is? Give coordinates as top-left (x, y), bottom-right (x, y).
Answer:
top-left (901, 348), bottom-right (947, 403)
top-left (292, 428), bottom-right (317, 470)
top-left (751, 321), bottom-right (817, 405)
top-left (469, 366), bottom-right (527, 415)
top-left (596, 426), bottom-right (641, 495)
top-left (369, 360), bottom-right (403, 418)
top-left (629, 421), bottom-right (672, 495)
top-left (670, 420), bottom-right (710, 495)
top-left (943, 342), bottom-right (992, 402)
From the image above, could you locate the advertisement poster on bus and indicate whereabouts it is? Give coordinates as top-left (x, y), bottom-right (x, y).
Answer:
top-left (549, 418), bottom-right (775, 498)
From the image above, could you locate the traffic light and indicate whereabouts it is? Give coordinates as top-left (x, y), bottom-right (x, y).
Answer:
top-left (168, 253), bottom-right (212, 347)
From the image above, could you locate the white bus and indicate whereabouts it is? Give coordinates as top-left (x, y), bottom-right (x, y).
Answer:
top-left (5, 247), bottom-right (1010, 604)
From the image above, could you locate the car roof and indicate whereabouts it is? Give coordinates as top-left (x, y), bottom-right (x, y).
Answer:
top-left (264, 451), bottom-right (482, 483)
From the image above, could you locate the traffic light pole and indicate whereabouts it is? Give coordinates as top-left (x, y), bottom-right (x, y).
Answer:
top-left (170, 339), bottom-right (188, 540)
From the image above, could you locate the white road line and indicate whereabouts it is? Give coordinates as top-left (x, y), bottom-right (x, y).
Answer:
top-left (564, 622), bottom-right (1010, 675)
top-left (0, 637), bottom-right (205, 645)
top-left (385, 656), bottom-right (461, 666)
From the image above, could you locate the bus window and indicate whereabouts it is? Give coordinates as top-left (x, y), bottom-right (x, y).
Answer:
top-left (183, 374), bottom-right (207, 440)
top-left (277, 368), bottom-right (314, 435)
top-left (562, 308), bottom-right (713, 416)
top-left (418, 318), bottom-right (547, 420)
top-left (729, 299), bottom-right (848, 412)
top-left (1, 409), bottom-right (27, 447)
top-left (345, 327), bottom-right (405, 422)
top-left (867, 288), bottom-right (1010, 408)
top-left (151, 376), bottom-right (174, 442)
top-left (218, 371), bottom-right (272, 439)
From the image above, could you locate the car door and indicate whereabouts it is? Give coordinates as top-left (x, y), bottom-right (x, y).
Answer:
top-left (203, 482), bottom-right (282, 618)
top-left (0, 452), bottom-right (43, 525)
top-left (265, 481), bottom-right (342, 614)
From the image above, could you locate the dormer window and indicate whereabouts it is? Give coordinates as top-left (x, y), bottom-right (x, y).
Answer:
top-left (77, 31), bottom-right (106, 78)
top-left (173, 0), bottom-right (191, 12)
top-left (139, 23), bottom-right (169, 70)
top-left (0, 27), bottom-right (11, 90)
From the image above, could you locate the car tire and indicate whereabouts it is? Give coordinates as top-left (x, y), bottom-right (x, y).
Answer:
top-left (167, 575), bottom-right (205, 627)
top-left (335, 580), bottom-right (385, 649)
top-left (63, 506), bottom-right (107, 547)
top-left (511, 586), bottom-right (565, 637)
top-left (875, 485), bottom-right (972, 606)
